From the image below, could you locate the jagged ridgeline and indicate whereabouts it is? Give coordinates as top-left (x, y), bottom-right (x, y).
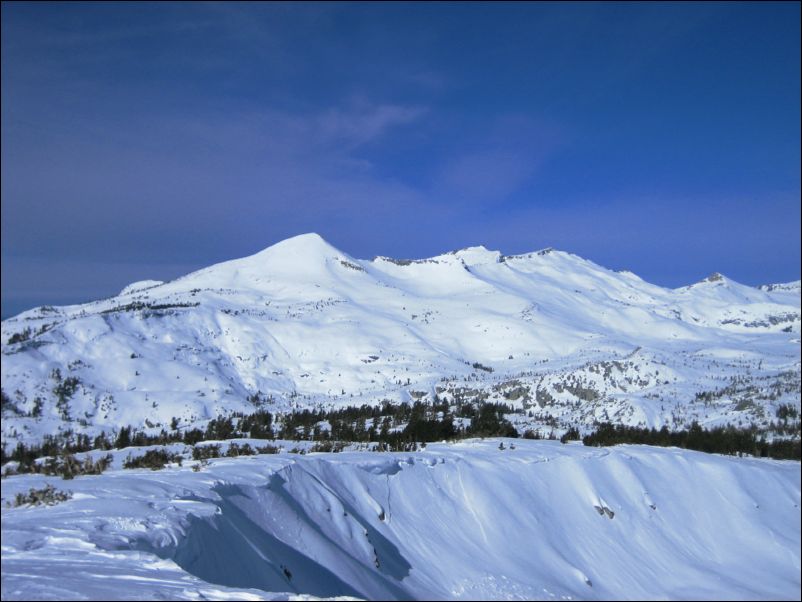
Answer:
top-left (1, 233), bottom-right (800, 452)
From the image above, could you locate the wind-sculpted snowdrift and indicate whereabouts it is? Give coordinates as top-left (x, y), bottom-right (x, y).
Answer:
top-left (2, 440), bottom-right (800, 600)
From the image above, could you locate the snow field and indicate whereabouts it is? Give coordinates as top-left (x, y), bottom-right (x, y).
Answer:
top-left (2, 439), bottom-right (799, 600)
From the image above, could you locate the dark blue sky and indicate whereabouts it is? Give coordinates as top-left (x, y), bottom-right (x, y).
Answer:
top-left (2, 2), bottom-right (800, 317)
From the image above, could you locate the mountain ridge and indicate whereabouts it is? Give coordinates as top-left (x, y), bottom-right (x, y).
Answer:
top-left (2, 233), bottom-right (799, 447)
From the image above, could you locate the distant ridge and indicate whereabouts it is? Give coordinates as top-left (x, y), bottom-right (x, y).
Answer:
top-left (1, 232), bottom-right (799, 448)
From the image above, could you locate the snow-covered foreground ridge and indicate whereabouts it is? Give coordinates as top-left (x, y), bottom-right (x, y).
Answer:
top-left (1, 440), bottom-right (800, 601)
top-left (2, 233), bottom-right (800, 445)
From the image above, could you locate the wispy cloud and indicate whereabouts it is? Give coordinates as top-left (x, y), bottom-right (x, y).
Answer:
top-left (316, 103), bottom-right (428, 150)
top-left (432, 115), bottom-right (569, 204)
top-left (1, 98), bottom-right (433, 266)
top-left (437, 151), bottom-right (539, 202)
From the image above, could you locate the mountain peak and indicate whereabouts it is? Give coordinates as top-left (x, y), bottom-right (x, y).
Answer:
top-left (247, 232), bottom-right (343, 263)
top-left (263, 232), bottom-right (333, 253)
top-left (681, 272), bottom-right (729, 290)
top-left (172, 233), bottom-right (346, 289)
top-left (287, 232), bottom-right (326, 244)
top-left (447, 244), bottom-right (490, 254)
top-left (759, 280), bottom-right (801, 293)
top-left (447, 245), bottom-right (502, 266)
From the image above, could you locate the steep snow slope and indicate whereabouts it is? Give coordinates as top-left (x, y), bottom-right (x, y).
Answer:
top-left (1, 234), bottom-right (799, 445)
top-left (1, 440), bottom-right (800, 600)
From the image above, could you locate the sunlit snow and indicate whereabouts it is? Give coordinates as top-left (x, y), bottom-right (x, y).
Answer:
top-left (2, 440), bottom-right (799, 600)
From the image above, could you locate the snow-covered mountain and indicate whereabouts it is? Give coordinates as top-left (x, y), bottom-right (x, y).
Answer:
top-left (2, 233), bottom-right (800, 445)
top-left (760, 280), bottom-right (802, 293)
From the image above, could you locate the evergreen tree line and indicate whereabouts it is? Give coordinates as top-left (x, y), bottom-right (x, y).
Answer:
top-left (2, 401), bottom-right (519, 466)
top-left (274, 400), bottom-right (517, 445)
top-left (583, 422), bottom-right (801, 460)
top-left (4, 399), bottom-right (799, 469)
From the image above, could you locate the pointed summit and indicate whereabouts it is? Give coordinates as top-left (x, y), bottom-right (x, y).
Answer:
top-left (238, 232), bottom-right (354, 275)
top-left (241, 232), bottom-right (350, 268)
top-left (704, 272), bottom-right (725, 283)
top-left (171, 233), bottom-right (350, 290)
top-left (255, 232), bottom-right (340, 258)
top-left (683, 272), bottom-right (728, 289)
